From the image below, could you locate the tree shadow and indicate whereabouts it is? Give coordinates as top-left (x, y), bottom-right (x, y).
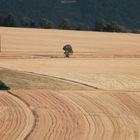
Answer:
top-left (0, 80), bottom-right (10, 90)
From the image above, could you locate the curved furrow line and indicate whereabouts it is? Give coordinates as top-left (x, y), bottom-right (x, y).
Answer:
top-left (63, 92), bottom-right (96, 140)
top-left (26, 92), bottom-right (59, 139)
top-left (85, 93), bottom-right (123, 140)
top-left (128, 93), bottom-right (140, 106)
top-left (85, 92), bottom-right (139, 140)
top-left (112, 93), bottom-right (140, 136)
top-left (11, 90), bottom-right (88, 140)
top-left (43, 110), bottom-right (54, 140)
top-left (38, 93), bottom-right (60, 139)
top-left (15, 90), bottom-right (41, 108)
top-left (25, 93), bottom-right (62, 139)
top-left (90, 92), bottom-right (140, 139)
top-left (9, 89), bottom-right (140, 140)
top-left (116, 93), bottom-right (140, 118)
top-left (28, 94), bottom-right (42, 108)
top-left (59, 90), bottom-right (140, 140)
top-left (0, 108), bottom-right (6, 130)
top-left (18, 91), bottom-right (59, 140)
top-left (3, 95), bottom-right (27, 140)
top-left (82, 93), bottom-right (122, 137)
top-left (46, 109), bottom-right (59, 140)
top-left (42, 91), bottom-right (87, 140)
top-left (56, 91), bottom-right (95, 140)
top-left (0, 91), bottom-right (35, 140)
top-left (6, 92), bottom-right (34, 140)
top-left (11, 92), bottom-right (36, 140)
top-left (0, 108), bottom-right (13, 138)
top-left (12, 91), bottom-right (50, 139)
top-left (41, 92), bottom-right (73, 140)
top-left (60, 91), bottom-right (105, 140)
top-left (0, 96), bottom-right (11, 132)
top-left (44, 92), bottom-right (81, 140)
top-left (0, 94), bottom-right (20, 139)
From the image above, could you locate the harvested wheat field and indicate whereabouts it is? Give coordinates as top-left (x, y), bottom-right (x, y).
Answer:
top-left (0, 27), bottom-right (140, 140)
top-left (0, 27), bottom-right (140, 58)
top-left (0, 91), bottom-right (34, 140)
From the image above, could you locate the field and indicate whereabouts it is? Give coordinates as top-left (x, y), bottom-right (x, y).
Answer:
top-left (0, 27), bottom-right (140, 140)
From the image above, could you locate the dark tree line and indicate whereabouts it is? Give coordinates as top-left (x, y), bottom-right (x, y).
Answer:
top-left (94, 19), bottom-right (128, 33)
top-left (0, 0), bottom-right (140, 29)
top-left (0, 14), bottom-right (54, 28)
top-left (0, 14), bottom-right (16, 27)
top-left (0, 14), bottom-right (140, 34)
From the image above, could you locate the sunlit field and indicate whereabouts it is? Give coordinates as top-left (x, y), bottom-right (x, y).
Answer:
top-left (0, 27), bottom-right (140, 140)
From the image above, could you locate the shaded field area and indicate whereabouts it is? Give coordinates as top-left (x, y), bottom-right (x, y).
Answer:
top-left (0, 68), bottom-right (90, 90)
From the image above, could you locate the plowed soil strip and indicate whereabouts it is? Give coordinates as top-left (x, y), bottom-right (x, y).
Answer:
top-left (11, 90), bottom-right (140, 140)
top-left (11, 90), bottom-right (88, 140)
top-left (0, 91), bottom-right (34, 140)
top-left (59, 90), bottom-right (140, 140)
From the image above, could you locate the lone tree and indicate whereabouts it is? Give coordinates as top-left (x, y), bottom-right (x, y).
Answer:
top-left (63, 44), bottom-right (73, 58)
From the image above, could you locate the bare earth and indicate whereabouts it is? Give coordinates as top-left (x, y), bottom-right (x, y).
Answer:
top-left (0, 27), bottom-right (140, 140)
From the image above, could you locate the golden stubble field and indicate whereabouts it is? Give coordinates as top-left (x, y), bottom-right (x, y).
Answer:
top-left (0, 27), bottom-right (140, 140)
top-left (0, 27), bottom-right (140, 58)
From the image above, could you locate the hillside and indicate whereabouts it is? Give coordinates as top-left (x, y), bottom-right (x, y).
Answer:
top-left (0, 0), bottom-right (140, 28)
top-left (0, 27), bottom-right (140, 140)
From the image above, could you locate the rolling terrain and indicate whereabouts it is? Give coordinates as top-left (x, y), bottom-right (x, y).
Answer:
top-left (0, 27), bottom-right (140, 58)
top-left (0, 27), bottom-right (140, 140)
